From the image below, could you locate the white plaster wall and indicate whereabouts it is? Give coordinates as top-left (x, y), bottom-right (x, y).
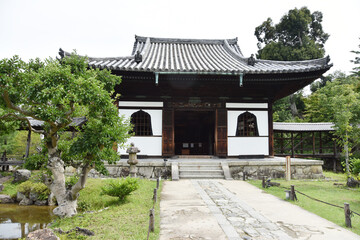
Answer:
top-left (119, 109), bottom-right (162, 135)
top-left (118, 136), bottom-right (162, 156)
top-left (118, 108), bottom-right (162, 156)
top-left (227, 109), bottom-right (269, 156)
top-left (118, 101), bottom-right (163, 107)
top-left (226, 103), bottom-right (268, 109)
top-left (228, 137), bottom-right (269, 156)
top-left (227, 110), bottom-right (268, 136)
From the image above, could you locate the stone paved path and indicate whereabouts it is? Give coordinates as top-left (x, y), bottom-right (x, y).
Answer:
top-left (160, 180), bottom-right (360, 240)
top-left (193, 180), bottom-right (292, 240)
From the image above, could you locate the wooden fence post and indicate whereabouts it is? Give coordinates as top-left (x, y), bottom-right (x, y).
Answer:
top-left (290, 185), bottom-right (295, 201)
top-left (147, 208), bottom-right (155, 240)
top-left (153, 188), bottom-right (157, 203)
top-left (262, 177), bottom-right (265, 188)
top-left (149, 208), bottom-right (155, 232)
top-left (156, 177), bottom-right (160, 189)
top-left (285, 156), bottom-right (291, 181)
top-left (344, 203), bottom-right (352, 228)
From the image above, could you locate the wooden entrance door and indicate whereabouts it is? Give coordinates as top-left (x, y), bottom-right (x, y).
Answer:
top-left (215, 109), bottom-right (227, 157)
top-left (162, 108), bottom-right (174, 157)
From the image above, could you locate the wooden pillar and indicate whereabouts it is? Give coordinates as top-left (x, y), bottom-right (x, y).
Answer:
top-left (300, 132), bottom-right (303, 154)
top-left (291, 132), bottom-right (294, 158)
top-left (285, 156), bottom-right (291, 181)
top-left (319, 132), bottom-right (323, 154)
top-left (312, 132), bottom-right (316, 155)
top-left (215, 108), bottom-right (227, 157)
top-left (268, 101), bottom-right (274, 156)
top-left (162, 108), bottom-right (174, 157)
top-left (25, 129), bottom-right (32, 158)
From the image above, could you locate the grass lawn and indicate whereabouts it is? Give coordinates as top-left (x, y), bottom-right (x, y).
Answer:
top-left (248, 171), bottom-right (360, 236)
top-left (51, 178), bottom-right (161, 240)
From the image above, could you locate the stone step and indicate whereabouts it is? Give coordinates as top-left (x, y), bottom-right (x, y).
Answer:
top-left (178, 161), bottom-right (221, 166)
top-left (179, 165), bottom-right (222, 171)
top-left (179, 174), bottom-right (225, 179)
top-left (179, 170), bottom-right (224, 176)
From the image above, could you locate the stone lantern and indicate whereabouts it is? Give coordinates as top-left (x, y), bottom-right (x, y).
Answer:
top-left (126, 143), bottom-right (140, 177)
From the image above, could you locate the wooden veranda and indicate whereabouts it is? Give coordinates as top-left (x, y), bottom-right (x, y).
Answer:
top-left (273, 122), bottom-right (339, 159)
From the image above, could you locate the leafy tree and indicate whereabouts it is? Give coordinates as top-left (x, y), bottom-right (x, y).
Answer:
top-left (351, 38), bottom-right (360, 76)
top-left (255, 7), bottom-right (329, 121)
top-left (0, 54), bottom-right (131, 217)
top-left (305, 76), bottom-right (360, 173)
top-left (310, 71), bottom-right (346, 93)
top-left (255, 7), bottom-right (329, 61)
top-left (0, 110), bottom-right (20, 170)
top-left (273, 92), bottom-right (305, 122)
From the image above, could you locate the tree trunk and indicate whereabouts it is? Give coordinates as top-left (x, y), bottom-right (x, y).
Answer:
top-left (289, 94), bottom-right (298, 117)
top-left (46, 143), bottom-right (92, 217)
top-left (344, 136), bottom-right (350, 175)
top-left (25, 129), bottom-right (31, 158)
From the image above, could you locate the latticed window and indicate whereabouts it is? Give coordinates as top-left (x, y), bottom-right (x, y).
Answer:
top-left (236, 112), bottom-right (259, 136)
top-left (131, 110), bottom-right (153, 136)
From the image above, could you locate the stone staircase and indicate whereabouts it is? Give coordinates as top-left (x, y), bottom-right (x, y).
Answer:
top-left (171, 161), bottom-right (232, 180)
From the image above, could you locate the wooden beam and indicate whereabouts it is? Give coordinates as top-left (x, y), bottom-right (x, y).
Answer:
top-left (268, 101), bottom-right (274, 156)
top-left (312, 132), bottom-right (316, 155)
top-left (291, 132), bottom-right (294, 158)
top-left (319, 132), bottom-right (323, 154)
top-left (25, 129), bottom-right (31, 158)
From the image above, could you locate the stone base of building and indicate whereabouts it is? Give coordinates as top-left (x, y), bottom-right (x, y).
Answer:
top-left (65, 157), bottom-right (323, 180)
top-left (227, 159), bottom-right (323, 180)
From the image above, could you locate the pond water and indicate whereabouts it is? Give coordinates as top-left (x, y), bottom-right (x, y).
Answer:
top-left (0, 204), bottom-right (56, 240)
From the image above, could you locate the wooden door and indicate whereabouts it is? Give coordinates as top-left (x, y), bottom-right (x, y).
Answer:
top-left (162, 108), bottom-right (174, 157)
top-left (215, 109), bottom-right (227, 157)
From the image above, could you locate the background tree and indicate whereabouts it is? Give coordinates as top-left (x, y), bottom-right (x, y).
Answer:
top-left (255, 7), bottom-right (329, 61)
top-left (0, 113), bottom-right (19, 170)
top-left (255, 7), bottom-right (329, 121)
top-left (309, 71), bottom-right (346, 93)
top-left (0, 54), bottom-right (131, 217)
top-left (351, 38), bottom-right (360, 77)
top-left (305, 76), bottom-right (360, 174)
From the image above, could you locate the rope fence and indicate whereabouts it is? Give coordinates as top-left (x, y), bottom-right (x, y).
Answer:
top-left (147, 177), bottom-right (161, 240)
top-left (264, 181), bottom-right (360, 228)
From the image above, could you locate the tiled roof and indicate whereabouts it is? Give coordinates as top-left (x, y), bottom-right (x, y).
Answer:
top-left (28, 117), bottom-right (87, 129)
top-left (60, 35), bottom-right (332, 75)
top-left (273, 122), bottom-right (335, 132)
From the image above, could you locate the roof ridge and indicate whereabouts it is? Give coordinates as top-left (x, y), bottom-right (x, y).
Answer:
top-left (223, 39), bottom-right (247, 62)
top-left (135, 35), bottom-right (239, 45)
top-left (274, 122), bottom-right (334, 124)
top-left (257, 55), bottom-right (332, 65)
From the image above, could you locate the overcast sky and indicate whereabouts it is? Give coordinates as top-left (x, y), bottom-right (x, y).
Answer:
top-left (1, 0), bottom-right (359, 75)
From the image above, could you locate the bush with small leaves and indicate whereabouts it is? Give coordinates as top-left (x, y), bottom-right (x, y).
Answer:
top-left (65, 174), bottom-right (79, 190)
top-left (17, 181), bottom-right (33, 197)
top-left (101, 177), bottom-right (139, 201)
top-left (17, 181), bottom-right (50, 200)
top-left (24, 154), bottom-right (48, 170)
top-left (350, 158), bottom-right (360, 178)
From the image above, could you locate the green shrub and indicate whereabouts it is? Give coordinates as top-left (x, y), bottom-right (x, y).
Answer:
top-left (101, 177), bottom-right (139, 201)
top-left (17, 180), bottom-right (50, 200)
top-left (17, 181), bottom-right (33, 197)
top-left (77, 200), bottom-right (91, 212)
top-left (350, 158), bottom-right (360, 176)
top-left (65, 174), bottom-right (79, 190)
top-left (32, 182), bottom-right (51, 200)
top-left (24, 154), bottom-right (48, 170)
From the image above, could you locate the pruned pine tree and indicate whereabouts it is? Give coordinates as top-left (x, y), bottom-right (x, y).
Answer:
top-left (0, 53), bottom-right (131, 217)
